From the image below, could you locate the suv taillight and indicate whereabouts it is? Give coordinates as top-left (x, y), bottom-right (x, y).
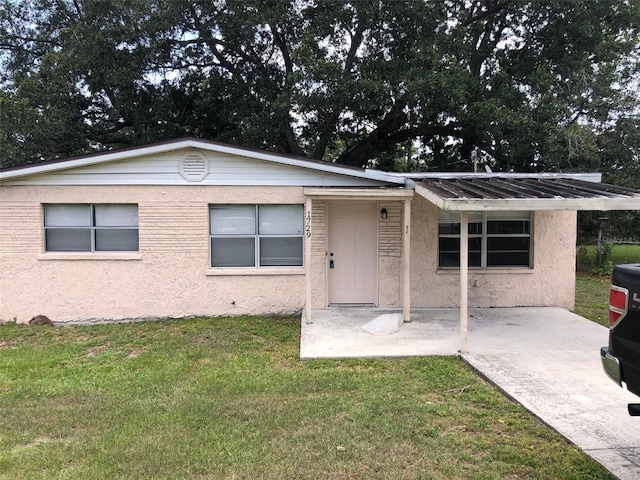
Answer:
top-left (609, 285), bottom-right (629, 327)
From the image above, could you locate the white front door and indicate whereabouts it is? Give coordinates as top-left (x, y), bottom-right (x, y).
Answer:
top-left (328, 201), bottom-right (376, 305)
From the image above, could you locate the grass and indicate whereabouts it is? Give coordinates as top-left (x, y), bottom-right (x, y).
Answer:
top-left (574, 244), bottom-right (640, 326)
top-left (576, 243), bottom-right (640, 274)
top-left (0, 317), bottom-right (613, 479)
top-left (574, 275), bottom-right (611, 327)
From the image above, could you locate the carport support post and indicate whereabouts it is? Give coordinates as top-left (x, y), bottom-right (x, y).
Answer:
top-left (402, 198), bottom-right (412, 322)
top-left (460, 211), bottom-right (468, 354)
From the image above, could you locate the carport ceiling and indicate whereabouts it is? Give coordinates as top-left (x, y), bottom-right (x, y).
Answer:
top-left (413, 176), bottom-right (640, 211)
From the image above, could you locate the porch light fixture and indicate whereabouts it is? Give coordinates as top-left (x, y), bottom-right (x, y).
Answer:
top-left (380, 208), bottom-right (388, 219)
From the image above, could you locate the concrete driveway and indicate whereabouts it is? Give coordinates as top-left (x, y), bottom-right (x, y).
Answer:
top-left (300, 307), bottom-right (640, 480)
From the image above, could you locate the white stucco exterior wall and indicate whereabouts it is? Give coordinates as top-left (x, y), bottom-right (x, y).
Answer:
top-left (1, 186), bottom-right (579, 323)
top-left (0, 185), bottom-right (307, 323)
top-left (409, 195), bottom-right (577, 309)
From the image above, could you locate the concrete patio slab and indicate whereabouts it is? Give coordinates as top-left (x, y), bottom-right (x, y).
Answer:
top-left (300, 307), bottom-right (640, 480)
top-left (300, 307), bottom-right (460, 359)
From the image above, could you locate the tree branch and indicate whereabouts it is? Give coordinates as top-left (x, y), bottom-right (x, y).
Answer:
top-left (0, 35), bottom-right (61, 48)
top-left (462, 0), bottom-right (513, 27)
top-left (268, 22), bottom-right (305, 156)
top-left (312, 18), bottom-right (368, 159)
top-left (335, 120), bottom-right (465, 168)
top-left (189, 7), bottom-right (238, 75)
top-left (469, 3), bottom-right (508, 77)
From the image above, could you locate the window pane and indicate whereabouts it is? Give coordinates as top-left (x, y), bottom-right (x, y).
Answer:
top-left (95, 229), bottom-right (139, 251)
top-left (438, 210), bottom-right (459, 223)
top-left (438, 221), bottom-right (482, 235)
top-left (260, 237), bottom-right (303, 266)
top-left (45, 204), bottom-right (90, 227)
top-left (211, 238), bottom-right (255, 267)
top-left (469, 222), bottom-right (482, 235)
top-left (437, 251), bottom-right (481, 268)
top-left (95, 204), bottom-right (138, 227)
top-left (487, 237), bottom-right (530, 267)
top-left (438, 238), bottom-right (482, 268)
top-left (259, 205), bottom-right (303, 235)
top-left (488, 237), bottom-right (530, 251)
top-left (210, 206), bottom-right (255, 235)
top-left (438, 223), bottom-right (460, 235)
top-left (487, 220), bottom-right (530, 235)
top-left (438, 210), bottom-right (482, 222)
top-left (439, 237), bottom-right (459, 252)
top-left (487, 211), bottom-right (530, 220)
top-left (45, 229), bottom-right (91, 251)
top-left (439, 252), bottom-right (460, 268)
top-left (439, 237), bottom-right (481, 251)
top-left (488, 252), bottom-right (530, 267)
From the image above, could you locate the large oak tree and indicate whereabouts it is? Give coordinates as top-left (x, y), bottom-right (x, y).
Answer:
top-left (1, 0), bottom-right (639, 177)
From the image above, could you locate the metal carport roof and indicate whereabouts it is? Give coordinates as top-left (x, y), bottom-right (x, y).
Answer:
top-left (407, 172), bottom-right (640, 354)
top-left (412, 174), bottom-right (640, 211)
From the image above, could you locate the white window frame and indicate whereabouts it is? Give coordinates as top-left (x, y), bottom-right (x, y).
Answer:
top-left (44, 204), bottom-right (139, 253)
top-left (438, 210), bottom-right (532, 269)
top-left (209, 204), bottom-right (304, 268)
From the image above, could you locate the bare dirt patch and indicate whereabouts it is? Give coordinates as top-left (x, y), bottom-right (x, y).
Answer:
top-left (127, 348), bottom-right (145, 358)
top-left (85, 345), bottom-right (108, 357)
top-left (11, 436), bottom-right (57, 454)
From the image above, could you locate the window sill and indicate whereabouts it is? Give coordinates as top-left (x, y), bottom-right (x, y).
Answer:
top-left (206, 267), bottom-right (305, 276)
top-left (437, 268), bottom-right (534, 275)
top-left (38, 253), bottom-right (142, 261)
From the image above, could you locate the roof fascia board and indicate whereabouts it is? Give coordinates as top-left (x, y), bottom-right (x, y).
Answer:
top-left (304, 187), bottom-right (414, 200)
top-left (0, 138), bottom-right (405, 185)
top-left (415, 183), bottom-right (640, 211)
top-left (438, 197), bottom-right (640, 212)
top-left (408, 172), bottom-right (603, 183)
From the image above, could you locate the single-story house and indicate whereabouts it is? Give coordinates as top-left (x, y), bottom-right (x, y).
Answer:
top-left (2, 137), bottom-right (639, 327)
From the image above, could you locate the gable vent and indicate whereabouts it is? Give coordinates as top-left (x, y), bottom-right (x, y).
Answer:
top-left (180, 152), bottom-right (209, 182)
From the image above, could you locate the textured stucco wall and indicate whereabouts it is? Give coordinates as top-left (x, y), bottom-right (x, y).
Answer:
top-left (410, 195), bottom-right (577, 309)
top-left (0, 185), bottom-right (306, 323)
top-left (1, 186), bottom-right (578, 323)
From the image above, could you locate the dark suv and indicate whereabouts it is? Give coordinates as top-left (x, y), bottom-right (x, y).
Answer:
top-left (601, 263), bottom-right (640, 415)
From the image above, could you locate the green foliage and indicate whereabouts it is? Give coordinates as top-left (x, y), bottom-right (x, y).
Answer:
top-left (0, 316), bottom-right (613, 479)
top-left (577, 242), bottom-right (616, 277)
top-left (0, 0), bottom-right (639, 172)
top-left (576, 244), bottom-right (640, 276)
top-left (578, 210), bottom-right (640, 246)
top-left (595, 260), bottom-right (614, 278)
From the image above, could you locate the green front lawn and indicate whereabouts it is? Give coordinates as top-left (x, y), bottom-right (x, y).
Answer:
top-left (0, 317), bottom-right (612, 479)
top-left (574, 244), bottom-right (639, 326)
top-left (574, 274), bottom-right (611, 327)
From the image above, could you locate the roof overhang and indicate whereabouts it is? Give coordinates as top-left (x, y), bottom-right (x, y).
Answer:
top-left (0, 137), bottom-right (406, 186)
top-left (304, 187), bottom-right (414, 200)
top-left (414, 174), bottom-right (640, 211)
